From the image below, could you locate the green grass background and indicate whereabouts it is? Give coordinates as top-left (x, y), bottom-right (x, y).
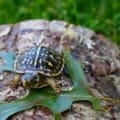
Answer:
top-left (0, 0), bottom-right (120, 46)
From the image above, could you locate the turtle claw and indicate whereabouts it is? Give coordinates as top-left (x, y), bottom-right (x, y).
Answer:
top-left (54, 86), bottom-right (61, 95)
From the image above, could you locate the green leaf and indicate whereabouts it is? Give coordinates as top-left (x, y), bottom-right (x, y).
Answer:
top-left (0, 50), bottom-right (103, 120)
top-left (0, 51), bottom-right (16, 72)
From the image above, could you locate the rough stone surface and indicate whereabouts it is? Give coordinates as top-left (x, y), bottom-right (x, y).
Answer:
top-left (0, 19), bottom-right (120, 120)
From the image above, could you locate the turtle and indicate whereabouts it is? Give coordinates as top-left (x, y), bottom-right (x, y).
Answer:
top-left (10, 32), bottom-right (73, 94)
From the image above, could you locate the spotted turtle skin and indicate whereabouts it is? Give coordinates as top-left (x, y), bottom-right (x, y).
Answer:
top-left (14, 45), bottom-right (64, 76)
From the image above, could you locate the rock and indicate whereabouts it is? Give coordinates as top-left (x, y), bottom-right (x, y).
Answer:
top-left (0, 19), bottom-right (120, 120)
top-left (0, 25), bottom-right (11, 50)
top-left (63, 103), bottom-right (97, 120)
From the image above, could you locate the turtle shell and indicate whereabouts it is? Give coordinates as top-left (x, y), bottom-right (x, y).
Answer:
top-left (14, 46), bottom-right (64, 76)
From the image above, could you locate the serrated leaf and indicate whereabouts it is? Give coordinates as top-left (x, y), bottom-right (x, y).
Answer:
top-left (0, 50), bottom-right (103, 120)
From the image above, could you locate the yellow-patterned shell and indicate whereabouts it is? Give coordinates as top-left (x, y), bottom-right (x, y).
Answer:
top-left (14, 46), bottom-right (64, 76)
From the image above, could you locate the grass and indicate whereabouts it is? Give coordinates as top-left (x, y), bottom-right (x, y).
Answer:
top-left (0, 0), bottom-right (120, 46)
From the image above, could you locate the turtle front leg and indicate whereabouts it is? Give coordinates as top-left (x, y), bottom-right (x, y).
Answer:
top-left (9, 74), bottom-right (21, 89)
top-left (46, 78), bottom-right (61, 94)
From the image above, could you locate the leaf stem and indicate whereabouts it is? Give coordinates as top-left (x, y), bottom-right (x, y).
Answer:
top-left (100, 97), bottom-right (120, 104)
top-left (54, 112), bottom-right (63, 120)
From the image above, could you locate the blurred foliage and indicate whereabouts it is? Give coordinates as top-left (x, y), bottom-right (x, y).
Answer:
top-left (0, 0), bottom-right (120, 45)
